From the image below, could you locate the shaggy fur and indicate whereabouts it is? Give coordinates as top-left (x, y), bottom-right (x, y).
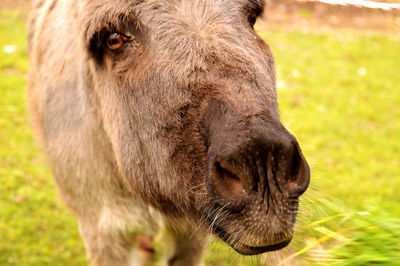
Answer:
top-left (27, 0), bottom-right (310, 265)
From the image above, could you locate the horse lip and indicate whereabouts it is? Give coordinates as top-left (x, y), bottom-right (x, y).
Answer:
top-left (211, 221), bottom-right (293, 255)
top-left (233, 239), bottom-right (292, 255)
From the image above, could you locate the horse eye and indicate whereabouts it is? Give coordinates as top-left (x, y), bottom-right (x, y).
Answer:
top-left (106, 33), bottom-right (128, 51)
top-left (248, 13), bottom-right (257, 28)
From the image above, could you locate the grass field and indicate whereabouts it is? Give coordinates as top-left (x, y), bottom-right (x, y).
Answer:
top-left (1, 7), bottom-right (399, 265)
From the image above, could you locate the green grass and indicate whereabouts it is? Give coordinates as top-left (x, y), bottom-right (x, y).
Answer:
top-left (0, 9), bottom-right (87, 265)
top-left (261, 30), bottom-right (400, 213)
top-left (1, 7), bottom-right (399, 265)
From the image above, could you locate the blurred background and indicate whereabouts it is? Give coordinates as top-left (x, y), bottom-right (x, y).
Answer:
top-left (0, 0), bottom-right (399, 265)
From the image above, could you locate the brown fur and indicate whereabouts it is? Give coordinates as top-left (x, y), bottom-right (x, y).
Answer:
top-left (27, 0), bottom-right (309, 265)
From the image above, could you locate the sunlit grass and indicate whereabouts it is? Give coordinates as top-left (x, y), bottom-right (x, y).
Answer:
top-left (1, 7), bottom-right (399, 265)
top-left (0, 9), bottom-right (87, 265)
top-left (286, 200), bottom-right (400, 265)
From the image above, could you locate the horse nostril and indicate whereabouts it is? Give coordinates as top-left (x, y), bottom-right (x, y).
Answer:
top-left (208, 160), bottom-right (246, 201)
top-left (215, 162), bottom-right (240, 182)
top-left (282, 143), bottom-right (310, 198)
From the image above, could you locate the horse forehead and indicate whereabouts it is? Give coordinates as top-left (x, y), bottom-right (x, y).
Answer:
top-left (81, 0), bottom-right (238, 42)
top-left (136, 0), bottom-right (238, 30)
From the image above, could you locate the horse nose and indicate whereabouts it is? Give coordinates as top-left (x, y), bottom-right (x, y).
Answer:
top-left (206, 123), bottom-right (310, 202)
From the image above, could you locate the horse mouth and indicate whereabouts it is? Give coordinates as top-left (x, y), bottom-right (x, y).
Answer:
top-left (231, 239), bottom-right (292, 255)
top-left (212, 222), bottom-right (293, 255)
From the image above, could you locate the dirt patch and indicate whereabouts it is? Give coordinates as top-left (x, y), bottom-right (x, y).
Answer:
top-left (263, 0), bottom-right (400, 35)
top-left (0, 0), bottom-right (31, 9)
